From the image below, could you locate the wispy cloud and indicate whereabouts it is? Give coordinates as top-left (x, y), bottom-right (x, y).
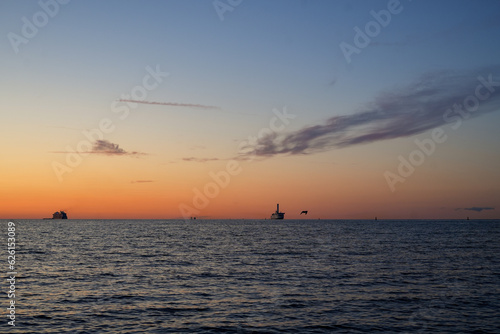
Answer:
top-left (52, 140), bottom-right (146, 156)
top-left (91, 140), bottom-right (145, 156)
top-left (118, 99), bottom-right (220, 110)
top-left (240, 66), bottom-right (500, 158)
top-left (131, 180), bottom-right (154, 184)
top-left (117, 99), bottom-right (258, 115)
top-left (182, 157), bottom-right (222, 163)
top-left (457, 207), bottom-right (495, 213)
top-left (91, 140), bottom-right (127, 155)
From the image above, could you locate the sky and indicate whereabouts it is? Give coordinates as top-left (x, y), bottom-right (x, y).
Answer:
top-left (1, 0), bottom-right (499, 219)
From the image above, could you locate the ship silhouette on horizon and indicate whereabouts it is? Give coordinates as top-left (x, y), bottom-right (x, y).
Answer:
top-left (44, 211), bottom-right (68, 219)
top-left (270, 204), bottom-right (285, 220)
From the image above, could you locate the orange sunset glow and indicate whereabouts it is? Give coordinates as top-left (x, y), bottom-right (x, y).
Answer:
top-left (1, 0), bottom-right (499, 220)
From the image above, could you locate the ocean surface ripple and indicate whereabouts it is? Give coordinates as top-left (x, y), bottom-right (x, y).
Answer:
top-left (4, 219), bottom-right (500, 333)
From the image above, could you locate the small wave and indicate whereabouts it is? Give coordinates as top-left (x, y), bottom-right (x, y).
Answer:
top-left (32, 314), bottom-right (52, 319)
top-left (147, 306), bottom-right (210, 313)
top-left (280, 302), bottom-right (307, 309)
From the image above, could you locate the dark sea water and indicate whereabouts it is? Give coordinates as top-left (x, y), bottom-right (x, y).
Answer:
top-left (2, 219), bottom-right (500, 333)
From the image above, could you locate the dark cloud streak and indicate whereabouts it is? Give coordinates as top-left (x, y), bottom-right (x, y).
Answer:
top-left (117, 99), bottom-right (258, 115)
top-left (118, 99), bottom-right (220, 110)
top-left (461, 207), bottom-right (495, 212)
top-left (90, 140), bottom-right (146, 156)
top-left (52, 140), bottom-right (146, 156)
top-left (241, 66), bottom-right (500, 158)
top-left (182, 157), bottom-right (222, 163)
